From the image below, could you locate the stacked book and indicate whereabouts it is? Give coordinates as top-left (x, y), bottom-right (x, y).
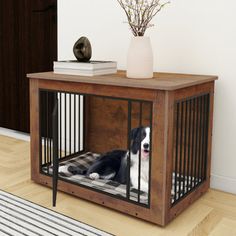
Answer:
top-left (53, 60), bottom-right (117, 76)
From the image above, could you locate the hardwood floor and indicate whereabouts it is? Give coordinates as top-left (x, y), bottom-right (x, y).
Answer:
top-left (0, 134), bottom-right (236, 236)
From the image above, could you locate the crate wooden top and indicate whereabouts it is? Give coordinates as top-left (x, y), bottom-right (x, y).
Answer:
top-left (27, 71), bottom-right (217, 91)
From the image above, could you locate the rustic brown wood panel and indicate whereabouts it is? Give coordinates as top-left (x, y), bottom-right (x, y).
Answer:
top-left (148, 91), bottom-right (168, 225)
top-left (130, 101), bottom-right (152, 128)
top-left (85, 96), bottom-right (152, 154)
top-left (85, 96), bottom-right (128, 154)
top-left (27, 71), bottom-right (218, 91)
top-left (174, 82), bottom-right (214, 100)
top-left (37, 79), bottom-right (157, 101)
top-left (30, 79), bottom-right (40, 181)
top-left (163, 91), bottom-right (175, 225)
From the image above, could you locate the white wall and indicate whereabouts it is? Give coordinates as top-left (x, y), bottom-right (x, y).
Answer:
top-left (58, 0), bottom-right (236, 194)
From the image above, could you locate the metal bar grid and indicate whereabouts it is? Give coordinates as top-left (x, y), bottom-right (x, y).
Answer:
top-left (39, 89), bottom-right (153, 208)
top-left (172, 93), bottom-right (210, 205)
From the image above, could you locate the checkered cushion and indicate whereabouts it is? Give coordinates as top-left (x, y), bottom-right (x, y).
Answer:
top-left (43, 152), bottom-right (148, 204)
top-left (43, 152), bottom-right (200, 205)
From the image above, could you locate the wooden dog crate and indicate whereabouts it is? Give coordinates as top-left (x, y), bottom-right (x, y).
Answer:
top-left (28, 71), bottom-right (217, 226)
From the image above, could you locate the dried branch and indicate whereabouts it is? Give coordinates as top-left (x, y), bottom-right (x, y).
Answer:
top-left (117, 0), bottom-right (170, 36)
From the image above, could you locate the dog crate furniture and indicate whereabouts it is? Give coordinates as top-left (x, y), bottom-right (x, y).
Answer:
top-left (27, 71), bottom-right (217, 226)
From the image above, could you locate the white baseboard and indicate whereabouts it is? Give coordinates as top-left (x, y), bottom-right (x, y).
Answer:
top-left (0, 127), bottom-right (30, 142)
top-left (211, 174), bottom-right (236, 195)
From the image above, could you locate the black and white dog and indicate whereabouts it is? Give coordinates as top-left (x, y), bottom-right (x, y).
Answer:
top-left (86, 126), bottom-right (150, 193)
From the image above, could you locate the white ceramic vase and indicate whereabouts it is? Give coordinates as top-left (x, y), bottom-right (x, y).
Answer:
top-left (126, 36), bottom-right (153, 79)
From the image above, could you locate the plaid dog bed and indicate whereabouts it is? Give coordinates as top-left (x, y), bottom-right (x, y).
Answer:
top-left (43, 152), bottom-right (148, 204)
top-left (43, 152), bottom-right (200, 205)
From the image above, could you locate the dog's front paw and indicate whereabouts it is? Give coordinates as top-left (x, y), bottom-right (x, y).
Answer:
top-left (89, 173), bottom-right (100, 180)
top-left (58, 165), bottom-right (68, 173)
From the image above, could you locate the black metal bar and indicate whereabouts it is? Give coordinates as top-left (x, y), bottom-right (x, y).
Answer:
top-left (46, 91), bottom-right (50, 173)
top-left (79, 95), bottom-right (81, 152)
top-left (39, 91), bottom-right (43, 172)
top-left (49, 131), bottom-right (52, 164)
top-left (187, 100), bottom-right (192, 192)
top-left (174, 102), bottom-right (180, 201)
top-left (83, 95), bottom-right (86, 152)
top-left (183, 101), bottom-right (188, 193)
top-left (194, 98), bottom-right (200, 187)
top-left (178, 102), bottom-right (184, 198)
top-left (199, 96), bottom-right (203, 184)
top-left (42, 92), bottom-right (46, 168)
top-left (196, 97), bottom-right (199, 185)
top-left (198, 96), bottom-right (203, 184)
top-left (44, 128), bottom-right (46, 168)
top-left (138, 102), bottom-right (142, 203)
top-left (64, 93), bottom-right (67, 155)
top-left (201, 95), bottom-right (207, 181)
top-left (191, 98), bottom-right (196, 188)
top-left (74, 94), bottom-right (76, 153)
top-left (52, 99), bottom-right (58, 207)
top-left (202, 94), bottom-right (208, 178)
top-left (126, 101), bottom-right (132, 200)
top-left (69, 94), bottom-right (72, 155)
top-left (59, 92), bottom-right (62, 159)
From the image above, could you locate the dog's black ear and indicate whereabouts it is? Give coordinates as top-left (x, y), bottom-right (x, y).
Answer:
top-left (130, 127), bottom-right (142, 140)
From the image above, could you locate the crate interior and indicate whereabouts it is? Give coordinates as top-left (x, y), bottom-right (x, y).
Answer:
top-left (39, 90), bottom-right (210, 207)
top-left (40, 90), bottom-right (152, 206)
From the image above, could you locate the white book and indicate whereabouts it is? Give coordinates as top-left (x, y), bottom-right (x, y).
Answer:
top-left (53, 67), bottom-right (117, 76)
top-left (54, 60), bottom-right (117, 70)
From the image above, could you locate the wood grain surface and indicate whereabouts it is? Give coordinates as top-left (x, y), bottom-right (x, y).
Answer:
top-left (27, 71), bottom-right (217, 91)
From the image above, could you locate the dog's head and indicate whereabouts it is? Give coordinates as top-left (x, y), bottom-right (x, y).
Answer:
top-left (130, 126), bottom-right (150, 160)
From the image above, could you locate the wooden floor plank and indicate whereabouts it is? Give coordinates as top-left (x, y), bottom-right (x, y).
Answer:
top-left (209, 218), bottom-right (236, 236)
